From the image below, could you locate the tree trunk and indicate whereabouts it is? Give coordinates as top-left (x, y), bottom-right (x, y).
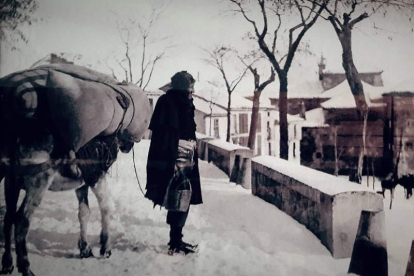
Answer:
top-left (0, 29), bottom-right (2, 77)
top-left (339, 30), bottom-right (368, 117)
top-left (279, 74), bottom-right (289, 160)
top-left (334, 126), bottom-right (339, 176)
top-left (247, 90), bottom-right (261, 150)
top-left (226, 93), bottom-right (232, 142)
top-left (338, 28), bottom-right (368, 184)
top-left (209, 116), bottom-right (212, 136)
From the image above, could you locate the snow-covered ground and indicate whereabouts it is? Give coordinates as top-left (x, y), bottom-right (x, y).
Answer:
top-left (0, 139), bottom-right (413, 276)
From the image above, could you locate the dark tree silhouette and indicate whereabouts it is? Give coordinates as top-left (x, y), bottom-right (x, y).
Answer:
top-left (229, 0), bottom-right (325, 159)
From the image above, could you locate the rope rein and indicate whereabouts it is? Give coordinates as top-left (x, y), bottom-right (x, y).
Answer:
top-left (132, 146), bottom-right (145, 196)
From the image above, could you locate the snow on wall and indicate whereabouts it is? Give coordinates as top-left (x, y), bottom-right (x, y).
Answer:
top-left (208, 139), bottom-right (249, 152)
top-left (252, 155), bottom-right (375, 196)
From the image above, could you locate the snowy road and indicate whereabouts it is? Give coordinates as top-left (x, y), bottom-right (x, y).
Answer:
top-left (0, 140), bottom-right (413, 276)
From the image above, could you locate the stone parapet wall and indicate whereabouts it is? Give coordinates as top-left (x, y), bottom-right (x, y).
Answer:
top-left (195, 133), bottom-right (215, 161)
top-left (207, 139), bottom-right (252, 177)
top-left (252, 156), bottom-right (384, 258)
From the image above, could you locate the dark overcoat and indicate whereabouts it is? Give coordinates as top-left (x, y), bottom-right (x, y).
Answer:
top-left (145, 91), bottom-right (203, 206)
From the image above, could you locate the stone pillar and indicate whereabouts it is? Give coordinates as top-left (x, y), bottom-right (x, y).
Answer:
top-left (348, 210), bottom-right (388, 276)
top-left (405, 240), bottom-right (414, 276)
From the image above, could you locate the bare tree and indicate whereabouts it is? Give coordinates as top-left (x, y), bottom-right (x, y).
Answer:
top-left (112, 7), bottom-right (169, 89)
top-left (202, 46), bottom-right (249, 142)
top-left (229, 0), bottom-right (325, 159)
top-left (0, 0), bottom-right (38, 75)
top-left (0, 0), bottom-right (37, 43)
top-left (308, 0), bottom-right (414, 182)
top-left (237, 51), bottom-right (275, 150)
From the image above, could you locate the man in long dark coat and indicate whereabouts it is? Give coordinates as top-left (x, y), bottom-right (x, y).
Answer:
top-left (146, 71), bottom-right (202, 255)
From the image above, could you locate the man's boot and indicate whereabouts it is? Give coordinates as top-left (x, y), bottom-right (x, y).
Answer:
top-left (168, 226), bottom-right (198, 255)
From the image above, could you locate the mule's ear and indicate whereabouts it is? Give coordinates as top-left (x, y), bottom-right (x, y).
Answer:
top-left (119, 139), bottom-right (134, 153)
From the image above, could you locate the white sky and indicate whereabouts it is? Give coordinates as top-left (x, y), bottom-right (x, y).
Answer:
top-left (2, 0), bottom-right (414, 96)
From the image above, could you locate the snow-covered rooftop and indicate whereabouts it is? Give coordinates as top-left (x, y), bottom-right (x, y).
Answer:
top-left (194, 90), bottom-right (274, 110)
top-left (320, 81), bottom-right (388, 109)
top-left (301, 107), bottom-right (328, 127)
top-left (287, 79), bottom-right (325, 99)
top-left (261, 80), bottom-right (325, 100)
top-left (193, 94), bottom-right (227, 116)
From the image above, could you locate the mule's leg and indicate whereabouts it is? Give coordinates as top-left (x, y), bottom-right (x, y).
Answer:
top-left (389, 187), bottom-right (395, 210)
top-left (91, 176), bottom-right (115, 258)
top-left (1, 175), bottom-right (21, 274)
top-left (75, 185), bottom-right (94, 258)
top-left (14, 169), bottom-right (57, 276)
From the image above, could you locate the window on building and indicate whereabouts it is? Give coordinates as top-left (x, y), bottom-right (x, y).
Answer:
top-left (214, 119), bottom-right (220, 138)
top-left (239, 113), bottom-right (248, 134)
top-left (231, 114), bottom-right (237, 134)
top-left (149, 98), bottom-right (154, 111)
top-left (257, 135), bottom-right (262, 156)
top-left (267, 121), bottom-right (271, 141)
top-left (257, 113), bottom-right (261, 132)
top-left (239, 136), bottom-right (248, 147)
top-left (322, 145), bottom-right (335, 161)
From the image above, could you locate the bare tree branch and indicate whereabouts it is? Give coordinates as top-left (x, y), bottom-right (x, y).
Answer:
top-left (143, 53), bottom-right (164, 90)
top-left (111, 5), bottom-right (168, 89)
top-left (349, 12), bottom-right (369, 28)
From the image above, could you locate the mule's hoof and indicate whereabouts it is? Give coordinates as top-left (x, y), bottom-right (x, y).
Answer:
top-left (0, 265), bottom-right (14, 275)
top-left (80, 247), bottom-right (94, 259)
top-left (100, 249), bottom-right (112, 258)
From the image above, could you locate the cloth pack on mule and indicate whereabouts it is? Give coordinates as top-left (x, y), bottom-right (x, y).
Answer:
top-left (0, 63), bottom-right (151, 152)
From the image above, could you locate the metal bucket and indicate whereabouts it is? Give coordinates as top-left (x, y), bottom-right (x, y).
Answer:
top-left (163, 173), bottom-right (192, 212)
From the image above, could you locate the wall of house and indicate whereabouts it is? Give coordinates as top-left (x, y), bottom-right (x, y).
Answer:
top-left (203, 110), bottom-right (275, 157)
top-left (300, 116), bottom-right (385, 176)
top-left (194, 109), bottom-right (206, 134)
top-left (204, 116), bottom-right (227, 139)
top-left (270, 98), bottom-right (326, 116)
top-left (384, 94), bottom-right (414, 177)
top-left (230, 110), bottom-right (273, 157)
top-left (273, 123), bottom-right (302, 161)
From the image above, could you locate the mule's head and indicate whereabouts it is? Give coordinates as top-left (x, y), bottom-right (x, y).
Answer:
top-left (117, 84), bottom-right (152, 150)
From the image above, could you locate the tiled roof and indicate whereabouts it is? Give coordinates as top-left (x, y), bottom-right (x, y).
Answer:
top-left (192, 94), bottom-right (227, 115)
